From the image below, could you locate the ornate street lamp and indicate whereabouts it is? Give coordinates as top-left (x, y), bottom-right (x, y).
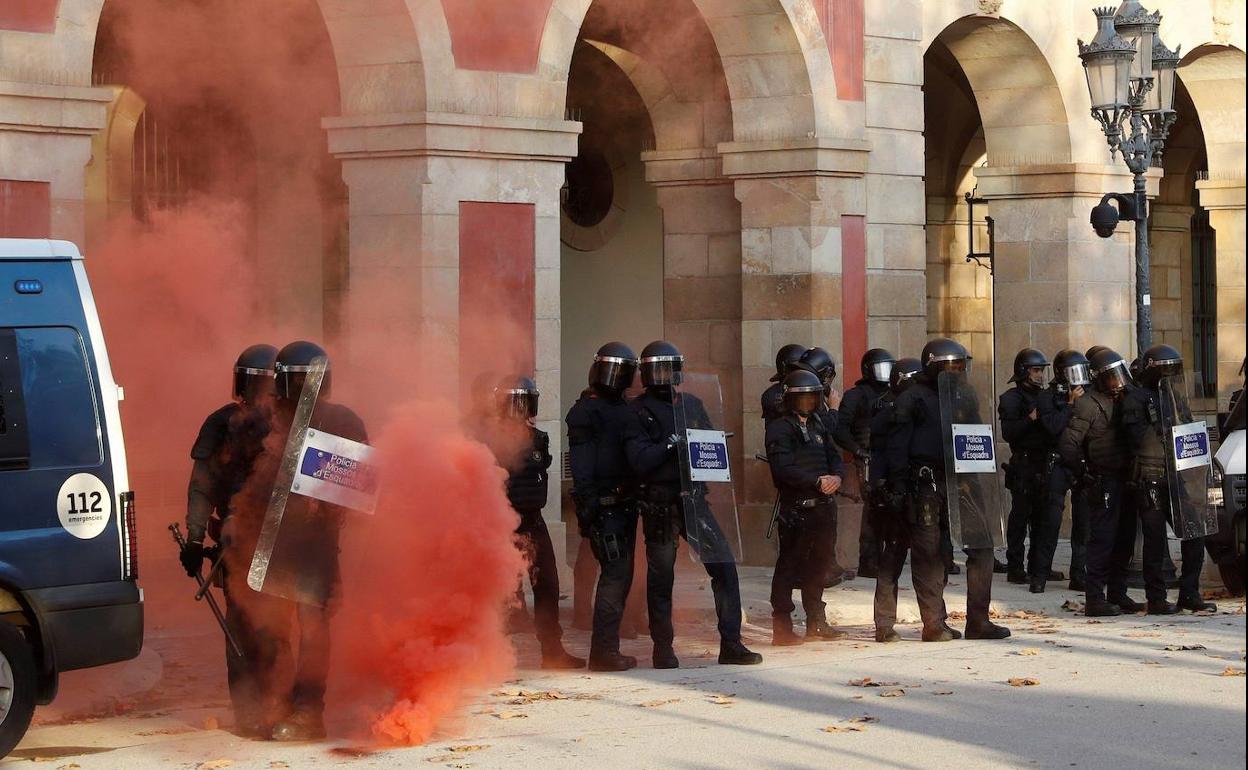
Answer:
top-left (1078, 2), bottom-right (1180, 356)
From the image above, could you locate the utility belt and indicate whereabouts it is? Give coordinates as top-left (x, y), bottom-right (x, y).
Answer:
top-left (907, 463), bottom-right (944, 527)
top-left (1130, 458), bottom-right (1167, 485)
top-left (638, 484), bottom-right (685, 544)
top-left (595, 486), bottom-right (635, 508)
top-left (638, 483), bottom-right (681, 507)
top-left (781, 495), bottom-right (836, 509)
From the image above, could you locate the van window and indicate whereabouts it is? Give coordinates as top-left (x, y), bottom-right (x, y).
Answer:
top-left (0, 329), bottom-right (32, 470)
top-left (7, 327), bottom-right (103, 469)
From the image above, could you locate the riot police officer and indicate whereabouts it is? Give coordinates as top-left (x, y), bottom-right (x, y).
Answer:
top-left (566, 342), bottom-right (642, 671)
top-left (887, 338), bottom-right (1010, 641)
top-left (1035, 349), bottom-right (1093, 591)
top-left (871, 357), bottom-right (924, 641)
top-left (623, 341), bottom-right (762, 667)
top-left (1122, 346), bottom-right (1218, 614)
top-left (762, 343), bottom-right (807, 424)
top-left (492, 376), bottom-right (586, 668)
top-left (765, 368), bottom-right (847, 645)
top-left (834, 348), bottom-right (896, 578)
top-left (999, 348), bottom-right (1058, 591)
top-left (798, 346), bottom-right (845, 583)
top-left (182, 344), bottom-right (276, 738)
top-left (1059, 348), bottom-right (1134, 617)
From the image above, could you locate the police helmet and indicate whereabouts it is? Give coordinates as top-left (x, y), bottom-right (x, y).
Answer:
top-left (274, 340), bottom-right (330, 403)
top-left (1085, 345), bottom-right (1109, 361)
top-left (589, 341), bottom-right (638, 393)
top-left (497, 374), bottom-right (539, 420)
top-left (1139, 344), bottom-right (1183, 388)
top-left (799, 347), bottom-right (836, 386)
top-left (889, 357), bottom-right (922, 394)
top-left (1009, 348), bottom-right (1051, 388)
top-left (920, 338), bottom-right (970, 379)
top-left (233, 344), bottom-right (277, 403)
top-left (1052, 349), bottom-right (1092, 387)
top-left (772, 343), bottom-right (807, 382)
top-left (640, 340), bottom-right (684, 389)
top-left (782, 369), bottom-right (824, 416)
top-left (861, 348), bottom-right (897, 384)
top-left (1089, 348), bottom-right (1130, 398)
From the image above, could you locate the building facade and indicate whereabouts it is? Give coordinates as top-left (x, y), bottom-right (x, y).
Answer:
top-left (2, 0), bottom-right (1244, 562)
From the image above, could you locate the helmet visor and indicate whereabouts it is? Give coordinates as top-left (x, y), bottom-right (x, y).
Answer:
top-left (501, 390), bottom-right (538, 420)
top-left (641, 358), bottom-right (683, 388)
top-left (591, 358), bottom-right (636, 391)
top-left (1061, 363), bottom-right (1092, 387)
top-left (1024, 365), bottom-right (1051, 388)
top-left (870, 361), bottom-right (894, 383)
top-left (234, 367), bottom-right (275, 403)
top-left (1147, 361), bottom-right (1183, 381)
top-left (1097, 365), bottom-right (1130, 395)
top-left (786, 391), bottom-right (820, 416)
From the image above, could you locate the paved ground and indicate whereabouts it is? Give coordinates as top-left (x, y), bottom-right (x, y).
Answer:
top-left (7, 545), bottom-right (1245, 770)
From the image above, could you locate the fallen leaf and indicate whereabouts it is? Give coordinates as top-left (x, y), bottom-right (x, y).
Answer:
top-left (448, 745), bottom-right (490, 753)
top-left (506, 690), bottom-right (569, 705)
top-left (879, 689), bottom-right (906, 698)
top-left (196, 762), bottom-right (233, 770)
top-left (706, 694), bottom-right (735, 705)
top-left (1061, 600), bottom-right (1084, 612)
top-left (1162, 644), bottom-right (1207, 651)
top-left (1142, 660), bottom-right (1162, 665)
top-left (847, 716), bottom-right (879, 723)
top-left (639, 699), bottom-right (681, 708)
top-left (823, 724), bottom-right (866, 733)
top-left (1219, 667), bottom-right (1245, 677)
top-left (494, 711), bottom-right (529, 720)
top-left (1014, 649), bottom-right (1040, 656)
top-left (269, 763), bottom-right (289, 769)
top-left (426, 756), bottom-right (458, 764)
top-left (1007, 678), bottom-right (1040, 687)
top-left (848, 678), bottom-right (898, 688)
top-left (932, 691), bottom-right (954, 696)
top-left (948, 611), bottom-right (967, 620)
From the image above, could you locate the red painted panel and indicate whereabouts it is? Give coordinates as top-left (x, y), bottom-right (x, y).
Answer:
top-left (441, 0), bottom-right (553, 74)
top-left (824, 0), bottom-right (864, 102)
top-left (841, 215), bottom-right (867, 378)
top-left (0, 181), bottom-right (52, 238)
top-left (459, 202), bottom-right (536, 383)
top-left (0, 0), bottom-right (58, 33)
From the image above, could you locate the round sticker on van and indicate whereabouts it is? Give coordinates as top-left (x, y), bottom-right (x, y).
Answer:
top-left (56, 473), bottom-right (112, 539)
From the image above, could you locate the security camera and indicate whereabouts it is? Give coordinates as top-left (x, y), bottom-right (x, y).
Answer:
top-left (1091, 201), bottom-right (1120, 238)
top-left (1089, 193), bottom-right (1139, 239)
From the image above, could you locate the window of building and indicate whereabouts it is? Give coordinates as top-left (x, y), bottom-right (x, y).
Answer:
top-left (1191, 207), bottom-right (1217, 399)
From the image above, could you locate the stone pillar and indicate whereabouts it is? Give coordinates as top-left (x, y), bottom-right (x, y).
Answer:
top-left (1149, 203), bottom-right (1196, 361)
top-left (974, 164), bottom-right (1158, 396)
top-left (926, 193), bottom-right (995, 397)
top-left (0, 82), bottom-right (111, 242)
top-left (1197, 179), bottom-right (1247, 408)
top-left (326, 112), bottom-right (579, 519)
top-left (719, 138), bottom-right (869, 565)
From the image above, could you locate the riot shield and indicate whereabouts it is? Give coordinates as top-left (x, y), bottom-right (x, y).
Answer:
top-left (937, 370), bottom-right (1005, 549)
top-left (247, 358), bottom-right (378, 604)
top-left (674, 372), bottom-right (743, 563)
top-left (1159, 374), bottom-right (1218, 539)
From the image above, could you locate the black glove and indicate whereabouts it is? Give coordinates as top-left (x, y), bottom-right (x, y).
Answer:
top-left (575, 501), bottom-right (599, 539)
top-left (665, 433), bottom-right (682, 452)
top-left (180, 540), bottom-right (205, 577)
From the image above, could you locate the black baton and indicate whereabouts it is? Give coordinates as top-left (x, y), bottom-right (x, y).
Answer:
top-left (169, 523), bottom-right (244, 659)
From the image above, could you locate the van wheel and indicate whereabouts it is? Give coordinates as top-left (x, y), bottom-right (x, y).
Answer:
top-left (0, 622), bottom-right (37, 758)
top-left (1217, 560), bottom-right (1245, 598)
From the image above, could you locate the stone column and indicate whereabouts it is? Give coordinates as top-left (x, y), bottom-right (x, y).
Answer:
top-left (0, 82), bottom-right (111, 242)
top-left (1196, 179), bottom-right (1247, 407)
top-left (1149, 203), bottom-right (1196, 361)
top-left (719, 138), bottom-right (869, 565)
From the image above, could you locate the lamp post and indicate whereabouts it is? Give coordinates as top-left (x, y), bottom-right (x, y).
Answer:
top-left (1078, 2), bottom-right (1181, 356)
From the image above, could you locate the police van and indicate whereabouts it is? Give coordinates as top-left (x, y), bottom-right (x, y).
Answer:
top-left (0, 239), bottom-right (142, 755)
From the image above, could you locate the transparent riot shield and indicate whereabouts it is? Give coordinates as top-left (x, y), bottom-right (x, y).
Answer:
top-left (937, 370), bottom-right (1005, 549)
top-left (247, 358), bottom-right (378, 605)
top-left (1160, 374), bottom-right (1219, 539)
top-left (674, 372), bottom-right (743, 563)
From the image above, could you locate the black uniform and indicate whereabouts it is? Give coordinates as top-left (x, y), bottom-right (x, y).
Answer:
top-left (1058, 388), bottom-right (1130, 603)
top-left (186, 402), bottom-right (271, 729)
top-left (566, 387), bottom-right (639, 658)
top-left (1037, 385), bottom-right (1085, 586)
top-left (999, 384), bottom-right (1059, 579)
top-left (835, 378), bottom-right (888, 573)
top-left (495, 425), bottom-right (565, 651)
top-left (624, 390), bottom-right (743, 651)
top-left (886, 378), bottom-right (994, 632)
top-left (761, 382), bottom-right (785, 424)
top-left (1121, 386), bottom-right (1205, 604)
top-left (870, 390), bottom-right (923, 630)
top-left (764, 411), bottom-right (845, 622)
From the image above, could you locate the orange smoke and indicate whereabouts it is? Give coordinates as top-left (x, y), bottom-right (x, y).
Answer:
top-left (333, 402), bottom-right (525, 744)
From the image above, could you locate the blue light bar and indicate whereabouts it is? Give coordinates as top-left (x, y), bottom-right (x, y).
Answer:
top-left (14, 279), bottom-right (43, 294)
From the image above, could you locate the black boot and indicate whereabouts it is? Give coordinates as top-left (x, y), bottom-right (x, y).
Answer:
top-left (540, 643), bottom-right (586, 670)
top-left (1109, 595), bottom-right (1144, 614)
top-left (652, 645), bottom-right (680, 670)
top-left (718, 640), bottom-right (763, 665)
top-left (1085, 597), bottom-right (1122, 617)
top-left (588, 652), bottom-right (637, 672)
top-left (921, 623), bottom-right (962, 642)
top-left (806, 615), bottom-right (847, 641)
top-left (1048, 570), bottom-right (1065, 581)
top-left (271, 709), bottom-right (326, 742)
top-left (1178, 595), bottom-right (1217, 613)
top-left (824, 564), bottom-right (848, 588)
top-left (1007, 568), bottom-right (1029, 585)
top-left (1147, 600), bottom-right (1179, 615)
top-left (1068, 576), bottom-right (1086, 592)
top-left (875, 627), bottom-right (900, 643)
top-left (992, 558), bottom-right (1008, 574)
top-left (947, 562), bottom-right (962, 576)
top-left (1029, 578), bottom-right (1046, 594)
top-left (965, 621), bottom-right (1011, 640)
top-left (771, 615), bottom-right (803, 646)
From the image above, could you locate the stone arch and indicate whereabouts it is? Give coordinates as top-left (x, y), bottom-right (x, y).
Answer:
top-left (1179, 44), bottom-right (1246, 182)
top-left (539, 0), bottom-right (841, 141)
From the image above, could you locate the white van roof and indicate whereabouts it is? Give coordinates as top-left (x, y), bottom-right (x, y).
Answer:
top-left (0, 239), bottom-right (84, 260)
